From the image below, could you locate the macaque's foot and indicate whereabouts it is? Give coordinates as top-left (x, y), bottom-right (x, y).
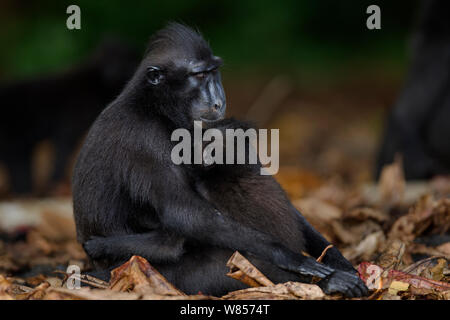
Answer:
top-left (317, 269), bottom-right (368, 298)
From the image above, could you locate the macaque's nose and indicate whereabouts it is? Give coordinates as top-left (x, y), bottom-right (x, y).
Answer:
top-left (212, 98), bottom-right (226, 113)
top-left (200, 101), bottom-right (225, 121)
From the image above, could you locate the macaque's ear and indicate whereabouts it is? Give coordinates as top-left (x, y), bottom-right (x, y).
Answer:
top-left (146, 66), bottom-right (164, 85)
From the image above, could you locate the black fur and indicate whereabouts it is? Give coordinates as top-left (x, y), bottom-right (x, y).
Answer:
top-left (73, 23), bottom-right (367, 297)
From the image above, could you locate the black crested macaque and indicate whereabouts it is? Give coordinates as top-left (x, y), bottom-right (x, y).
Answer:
top-left (0, 39), bottom-right (138, 195)
top-left (376, 0), bottom-right (450, 180)
top-left (73, 23), bottom-right (368, 297)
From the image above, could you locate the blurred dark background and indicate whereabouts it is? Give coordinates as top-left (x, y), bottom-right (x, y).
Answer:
top-left (0, 1), bottom-right (417, 79)
top-left (0, 0), bottom-right (427, 197)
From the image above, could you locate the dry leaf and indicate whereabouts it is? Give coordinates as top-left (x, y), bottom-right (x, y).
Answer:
top-left (0, 275), bottom-right (14, 299)
top-left (345, 207), bottom-right (388, 223)
top-left (388, 280), bottom-right (409, 295)
top-left (15, 281), bottom-right (50, 300)
top-left (294, 197), bottom-right (342, 241)
top-left (342, 231), bottom-right (385, 261)
top-left (223, 282), bottom-right (324, 300)
top-left (436, 243), bottom-right (450, 255)
top-left (376, 239), bottom-right (406, 271)
top-left (388, 194), bottom-right (446, 241)
top-left (331, 220), bottom-right (382, 245)
top-left (44, 287), bottom-right (139, 300)
top-left (378, 155), bottom-right (405, 207)
top-left (37, 210), bottom-right (77, 242)
top-left (226, 251), bottom-right (274, 287)
top-left (109, 255), bottom-right (185, 296)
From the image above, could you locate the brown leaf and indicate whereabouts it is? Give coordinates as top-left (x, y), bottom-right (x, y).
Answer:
top-left (376, 239), bottom-right (406, 271)
top-left (109, 255), bottom-right (185, 296)
top-left (402, 256), bottom-right (446, 276)
top-left (0, 275), bottom-right (14, 299)
top-left (15, 281), bottom-right (50, 300)
top-left (401, 257), bottom-right (449, 282)
top-left (408, 243), bottom-right (450, 259)
top-left (44, 287), bottom-right (138, 300)
top-left (342, 231), bottom-right (385, 261)
top-left (429, 258), bottom-right (448, 281)
top-left (226, 251), bottom-right (274, 287)
top-left (344, 207), bottom-right (388, 223)
top-left (26, 230), bottom-right (53, 255)
top-left (222, 282), bottom-right (324, 300)
top-left (294, 197), bottom-right (342, 241)
top-left (378, 155), bottom-right (405, 207)
top-left (331, 220), bottom-right (382, 245)
top-left (436, 243), bottom-right (450, 256)
top-left (388, 194), bottom-right (448, 241)
top-left (37, 210), bottom-right (77, 241)
top-left (388, 280), bottom-right (409, 295)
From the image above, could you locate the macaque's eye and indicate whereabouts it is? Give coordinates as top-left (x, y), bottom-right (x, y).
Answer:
top-left (146, 66), bottom-right (164, 85)
top-left (194, 72), bottom-right (207, 80)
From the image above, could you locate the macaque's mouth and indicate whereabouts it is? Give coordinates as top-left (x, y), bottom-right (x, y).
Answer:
top-left (199, 116), bottom-right (224, 123)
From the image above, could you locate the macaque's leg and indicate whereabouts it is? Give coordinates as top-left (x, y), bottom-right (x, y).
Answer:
top-left (83, 231), bottom-right (185, 264)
